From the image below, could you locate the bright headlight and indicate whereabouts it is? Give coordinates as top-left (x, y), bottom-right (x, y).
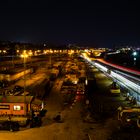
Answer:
top-left (126, 119), bottom-right (131, 122)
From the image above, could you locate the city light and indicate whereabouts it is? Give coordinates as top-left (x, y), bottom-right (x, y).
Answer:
top-left (20, 54), bottom-right (28, 58)
top-left (133, 51), bottom-right (137, 56)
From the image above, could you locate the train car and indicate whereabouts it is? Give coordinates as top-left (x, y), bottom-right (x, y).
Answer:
top-left (0, 68), bottom-right (33, 82)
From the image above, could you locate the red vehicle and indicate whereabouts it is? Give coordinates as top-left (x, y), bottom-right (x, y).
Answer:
top-left (76, 84), bottom-right (85, 95)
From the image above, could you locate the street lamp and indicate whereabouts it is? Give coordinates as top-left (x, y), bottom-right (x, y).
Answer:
top-left (132, 51), bottom-right (137, 66)
top-left (20, 52), bottom-right (29, 114)
top-left (28, 51), bottom-right (33, 78)
top-left (20, 52), bottom-right (28, 86)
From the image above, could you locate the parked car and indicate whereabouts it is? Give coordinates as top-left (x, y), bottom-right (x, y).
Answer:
top-left (0, 121), bottom-right (20, 131)
top-left (76, 84), bottom-right (85, 95)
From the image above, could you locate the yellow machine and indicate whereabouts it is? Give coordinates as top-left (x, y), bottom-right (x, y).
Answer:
top-left (117, 106), bottom-right (140, 128)
top-left (110, 82), bottom-right (120, 94)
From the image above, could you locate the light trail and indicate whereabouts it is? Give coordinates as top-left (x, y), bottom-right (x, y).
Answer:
top-left (94, 62), bottom-right (108, 72)
top-left (110, 71), bottom-right (140, 94)
top-left (114, 70), bottom-right (140, 84)
top-left (97, 59), bottom-right (140, 76)
top-left (81, 53), bottom-right (140, 95)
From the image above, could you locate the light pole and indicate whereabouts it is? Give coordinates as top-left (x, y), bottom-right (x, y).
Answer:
top-left (28, 51), bottom-right (33, 79)
top-left (20, 51), bottom-right (28, 115)
top-left (132, 51), bottom-right (137, 66)
top-left (12, 55), bottom-right (14, 68)
top-left (23, 55), bottom-right (26, 103)
top-left (49, 49), bottom-right (53, 68)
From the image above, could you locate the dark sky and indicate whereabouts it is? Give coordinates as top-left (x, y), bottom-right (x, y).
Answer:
top-left (0, 0), bottom-right (140, 47)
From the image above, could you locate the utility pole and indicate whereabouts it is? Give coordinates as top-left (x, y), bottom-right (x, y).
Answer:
top-left (12, 55), bottom-right (14, 68)
top-left (49, 51), bottom-right (52, 67)
top-left (23, 48), bottom-right (27, 115)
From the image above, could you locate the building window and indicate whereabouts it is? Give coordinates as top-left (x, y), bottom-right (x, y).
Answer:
top-left (0, 105), bottom-right (10, 110)
top-left (13, 105), bottom-right (21, 111)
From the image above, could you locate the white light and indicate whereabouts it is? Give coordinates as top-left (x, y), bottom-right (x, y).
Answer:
top-left (85, 79), bottom-right (88, 85)
top-left (111, 71), bottom-right (140, 94)
top-left (81, 56), bottom-right (140, 95)
top-left (94, 63), bottom-right (108, 72)
top-left (133, 51), bottom-right (137, 56)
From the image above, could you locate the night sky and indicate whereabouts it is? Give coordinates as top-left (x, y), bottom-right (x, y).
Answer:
top-left (0, 0), bottom-right (140, 47)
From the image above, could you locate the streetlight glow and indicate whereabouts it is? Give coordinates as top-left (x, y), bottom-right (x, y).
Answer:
top-left (132, 51), bottom-right (137, 65)
top-left (133, 51), bottom-right (137, 56)
top-left (20, 54), bottom-right (28, 58)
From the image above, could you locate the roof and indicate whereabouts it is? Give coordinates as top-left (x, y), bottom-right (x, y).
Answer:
top-left (32, 98), bottom-right (42, 105)
top-left (0, 96), bottom-right (34, 104)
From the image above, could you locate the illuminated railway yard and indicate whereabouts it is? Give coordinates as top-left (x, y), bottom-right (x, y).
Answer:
top-left (0, 51), bottom-right (140, 140)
